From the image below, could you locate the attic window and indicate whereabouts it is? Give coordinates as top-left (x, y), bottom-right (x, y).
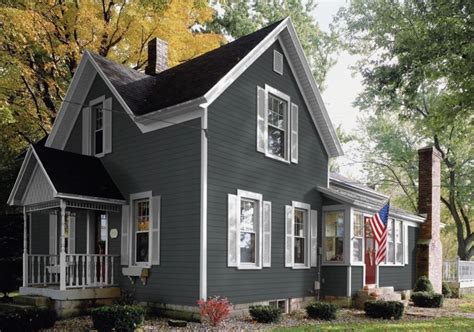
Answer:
top-left (273, 50), bottom-right (283, 75)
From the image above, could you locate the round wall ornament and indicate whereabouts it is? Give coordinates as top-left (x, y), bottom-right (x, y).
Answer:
top-left (110, 228), bottom-right (119, 239)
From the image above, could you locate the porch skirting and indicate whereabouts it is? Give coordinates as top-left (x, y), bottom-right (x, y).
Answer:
top-left (19, 286), bottom-right (120, 300)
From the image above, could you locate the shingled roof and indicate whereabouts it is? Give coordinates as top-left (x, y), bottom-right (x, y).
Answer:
top-left (89, 20), bottom-right (283, 116)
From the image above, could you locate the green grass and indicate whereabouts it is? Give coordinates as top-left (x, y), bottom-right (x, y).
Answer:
top-left (458, 294), bottom-right (474, 313)
top-left (274, 317), bottom-right (474, 331)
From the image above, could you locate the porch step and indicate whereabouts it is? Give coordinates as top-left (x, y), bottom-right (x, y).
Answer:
top-left (13, 295), bottom-right (52, 309)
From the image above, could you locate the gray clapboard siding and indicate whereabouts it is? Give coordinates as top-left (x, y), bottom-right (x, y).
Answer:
top-left (379, 226), bottom-right (418, 290)
top-left (65, 76), bottom-right (202, 306)
top-left (207, 41), bottom-right (328, 304)
top-left (351, 266), bottom-right (364, 295)
top-left (320, 266), bottom-right (348, 297)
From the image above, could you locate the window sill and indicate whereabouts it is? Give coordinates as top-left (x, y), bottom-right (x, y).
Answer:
top-left (236, 264), bottom-right (262, 270)
top-left (322, 261), bottom-right (347, 266)
top-left (122, 266), bottom-right (150, 277)
top-left (291, 264), bottom-right (311, 270)
top-left (380, 263), bottom-right (405, 267)
top-left (264, 152), bottom-right (291, 164)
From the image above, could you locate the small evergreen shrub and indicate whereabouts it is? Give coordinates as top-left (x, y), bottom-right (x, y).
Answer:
top-left (413, 276), bottom-right (434, 293)
top-left (411, 292), bottom-right (444, 308)
top-left (249, 305), bottom-right (281, 323)
top-left (364, 301), bottom-right (404, 320)
top-left (0, 306), bottom-right (56, 331)
top-left (442, 282), bottom-right (452, 298)
top-left (91, 304), bottom-right (144, 331)
top-left (197, 296), bottom-right (231, 327)
top-left (305, 302), bottom-right (339, 320)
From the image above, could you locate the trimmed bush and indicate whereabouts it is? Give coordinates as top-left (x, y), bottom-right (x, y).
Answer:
top-left (197, 296), bottom-right (231, 327)
top-left (91, 304), bottom-right (144, 332)
top-left (413, 276), bottom-right (434, 293)
top-left (411, 292), bottom-right (444, 308)
top-left (0, 306), bottom-right (56, 332)
top-left (442, 282), bottom-right (452, 298)
top-left (364, 301), bottom-right (404, 320)
top-left (305, 302), bottom-right (338, 320)
top-left (249, 305), bottom-right (281, 323)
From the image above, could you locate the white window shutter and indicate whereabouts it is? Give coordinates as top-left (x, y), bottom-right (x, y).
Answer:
top-left (228, 194), bottom-right (239, 267)
top-left (68, 214), bottom-right (76, 254)
top-left (103, 98), bottom-right (113, 154)
top-left (403, 223), bottom-right (409, 265)
top-left (256, 86), bottom-right (266, 153)
top-left (290, 103), bottom-right (299, 163)
top-left (262, 201), bottom-right (272, 267)
top-left (310, 210), bottom-right (318, 267)
top-left (82, 107), bottom-right (91, 156)
top-left (49, 212), bottom-right (57, 256)
top-left (151, 195), bottom-right (161, 265)
top-left (285, 205), bottom-right (294, 267)
top-left (121, 205), bottom-right (130, 266)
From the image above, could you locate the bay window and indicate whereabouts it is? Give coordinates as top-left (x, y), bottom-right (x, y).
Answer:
top-left (352, 212), bottom-right (364, 263)
top-left (324, 211), bottom-right (344, 262)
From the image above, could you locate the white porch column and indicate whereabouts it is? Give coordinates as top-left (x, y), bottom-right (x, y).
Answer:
top-left (59, 200), bottom-right (67, 290)
top-left (22, 206), bottom-right (28, 287)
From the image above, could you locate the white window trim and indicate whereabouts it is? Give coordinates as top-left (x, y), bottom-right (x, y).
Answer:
top-left (291, 201), bottom-right (311, 269)
top-left (273, 50), bottom-right (284, 75)
top-left (264, 85), bottom-right (291, 164)
top-left (382, 218), bottom-right (404, 267)
top-left (322, 206), bottom-right (348, 265)
top-left (89, 96), bottom-right (106, 158)
top-left (237, 189), bottom-right (263, 270)
top-left (129, 191), bottom-right (152, 268)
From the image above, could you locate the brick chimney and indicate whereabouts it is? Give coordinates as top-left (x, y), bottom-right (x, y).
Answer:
top-left (416, 146), bottom-right (443, 293)
top-left (145, 38), bottom-right (168, 75)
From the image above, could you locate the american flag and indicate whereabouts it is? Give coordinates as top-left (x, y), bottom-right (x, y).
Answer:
top-left (368, 202), bottom-right (390, 265)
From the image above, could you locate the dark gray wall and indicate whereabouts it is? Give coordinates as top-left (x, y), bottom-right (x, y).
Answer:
top-left (30, 210), bottom-right (49, 254)
top-left (207, 41), bottom-right (328, 304)
top-left (320, 266), bottom-right (348, 297)
top-left (351, 266), bottom-right (363, 295)
top-left (379, 226), bottom-right (418, 290)
top-left (65, 76), bottom-right (202, 306)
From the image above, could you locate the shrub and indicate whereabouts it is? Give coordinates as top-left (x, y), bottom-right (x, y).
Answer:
top-left (442, 282), bottom-right (452, 298)
top-left (364, 301), bottom-right (404, 320)
top-left (197, 296), bottom-right (231, 327)
top-left (413, 276), bottom-right (434, 293)
top-left (249, 305), bottom-right (281, 323)
top-left (305, 302), bottom-right (338, 320)
top-left (0, 306), bottom-right (56, 332)
top-left (411, 292), bottom-right (444, 308)
top-left (91, 304), bottom-right (144, 331)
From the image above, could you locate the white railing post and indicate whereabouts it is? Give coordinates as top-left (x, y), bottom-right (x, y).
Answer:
top-left (456, 257), bottom-right (461, 283)
top-left (22, 207), bottom-right (28, 287)
top-left (59, 200), bottom-right (67, 290)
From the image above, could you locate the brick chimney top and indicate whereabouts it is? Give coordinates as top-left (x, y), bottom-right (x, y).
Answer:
top-left (145, 38), bottom-right (168, 75)
top-left (416, 145), bottom-right (443, 293)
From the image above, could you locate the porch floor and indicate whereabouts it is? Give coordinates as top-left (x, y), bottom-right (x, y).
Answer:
top-left (19, 285), bottom-right (120, 300)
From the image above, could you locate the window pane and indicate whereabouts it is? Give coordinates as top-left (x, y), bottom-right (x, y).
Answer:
top-left (240, 232), bottom-right (255, 263)
top-left (136, 233), bottom-right (149, 262)
top-left (325, 211), bottom-right (344, 262)
top-left (95, 130), bottom-right (103, 154)
top-left (136, 200), bottom-right (150, 231)
top-left (395, 220), bottom-right (401, 243)
top-left (353, 213), bottom-right (364, 237)
top-left (294, 238), bottom-right (305, 264)
top-left (294, 209), bottom-right (305, 237)
top-left (240, 200), bottom-right (255, 232)
top-left (352, 238), bottom-right (363, 262)
top-left (396, 243), bottom-right (403, 263)
top-left (268, 127), bottom-right (284, 158)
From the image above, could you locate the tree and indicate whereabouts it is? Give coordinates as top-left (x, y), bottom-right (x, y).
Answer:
top-left (0, 0), bottom-right (224, 162)
top-left (208, 0), bottom-right (338, 89)
top-left (335, 0), bottom-right (473, 259)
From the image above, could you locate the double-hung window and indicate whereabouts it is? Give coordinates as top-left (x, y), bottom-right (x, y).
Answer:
top-left (285, 201), bottom-right (317, 268)
top-left (256, 85), bottom-right (299, 164)
top-left (352, 212), bottom-right (364, 263)
top-left (324, 211), bottom-right (344, 262)
top-left (134, 199), bottom-right (150, 265)
top-left (93, 104), bottom-right (104, 156)
top-left (384, 218), bottom-right (404, 265)
top-left (228, 190), bottom-right (272, 269)
top-left (82, 96), bottom-right (112, 157)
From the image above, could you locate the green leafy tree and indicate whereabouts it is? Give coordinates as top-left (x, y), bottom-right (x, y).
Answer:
top-left (335, 0), bottom-right (473, 259)
top-left (209, 0), bottom-right (339, 89)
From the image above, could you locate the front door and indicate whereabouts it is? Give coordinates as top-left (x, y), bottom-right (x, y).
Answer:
top-left (364, 216), bottom-right (376, 285)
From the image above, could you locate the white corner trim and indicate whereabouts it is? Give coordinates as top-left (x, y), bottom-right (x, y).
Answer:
top-left (347, 266), bottom-right (352, 296)
top-left (200, 107), bottom-right (208, 300)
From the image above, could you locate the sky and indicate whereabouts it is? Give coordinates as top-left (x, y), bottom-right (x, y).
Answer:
top-left (311, 0), bottom-right (363, 132)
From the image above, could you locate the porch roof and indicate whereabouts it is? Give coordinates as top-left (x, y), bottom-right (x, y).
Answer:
top-left (8, 143), bottom-right (125, 206)
top-left (319, 173), bottom-right (425, 223)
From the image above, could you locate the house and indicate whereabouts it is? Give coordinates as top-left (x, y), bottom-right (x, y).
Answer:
top-left (7, 18), bottom-right (442, 317)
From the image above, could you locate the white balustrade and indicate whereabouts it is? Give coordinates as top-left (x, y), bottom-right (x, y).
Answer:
top-left (443, 258), bottom-right (474, 282)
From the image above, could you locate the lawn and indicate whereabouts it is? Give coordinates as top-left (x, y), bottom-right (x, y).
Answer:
top-left (274, 317), bottom-right (473, 331)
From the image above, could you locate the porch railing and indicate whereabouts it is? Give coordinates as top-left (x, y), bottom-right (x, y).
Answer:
top-left (25, 254), bottom-right (119, 289)
top-left (443, 258), bottom-right (474, 282)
